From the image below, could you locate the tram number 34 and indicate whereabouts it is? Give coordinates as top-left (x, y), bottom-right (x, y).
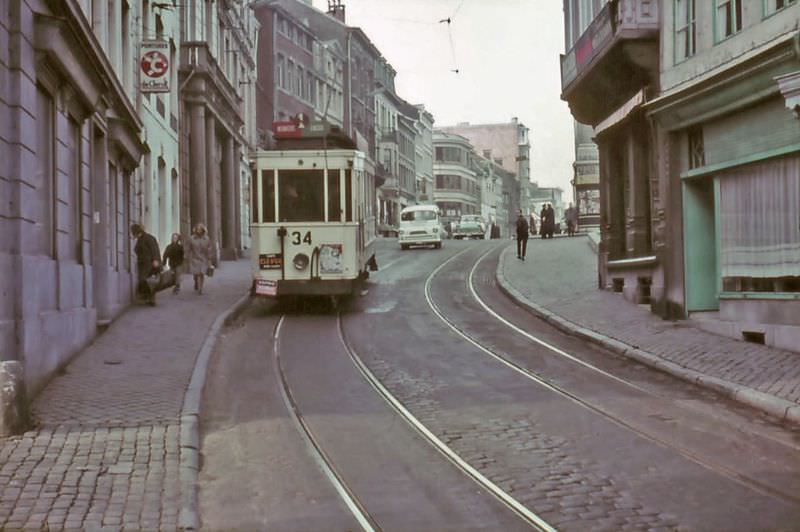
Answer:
top-left (291, 231), bottom-right (312, 245)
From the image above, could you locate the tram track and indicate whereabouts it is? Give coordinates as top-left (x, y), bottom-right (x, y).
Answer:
top-left (272, 302), bottom-right (549, 531)
top-left (421, 243), bottom-right (800, 508)
top-left (272, 315), bottom-right (380, 532)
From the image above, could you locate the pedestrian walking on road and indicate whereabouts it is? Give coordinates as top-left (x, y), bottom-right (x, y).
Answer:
top-left (163, 233), bottom-right (185, 294)
top-left (131, 224), bottom-right (161, 306)
top-left (539, 205), bottom-right (547, 238)
top-left (565, 203), bottom-right (578, 237)
top-left (187, 223), bottom-right (213, 295)
top-left (516, 210), bottom-right (529, 260)
top-left (545, 204), bottom-right (556, 239)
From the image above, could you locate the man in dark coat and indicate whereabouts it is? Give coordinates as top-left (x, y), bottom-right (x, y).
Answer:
top-left (131, 224), bottom-right (161, 306)
top-left (546, 204), bottom-right (556, 239)
top-left (515, 210), bottom-right (529, 260)
top-left (539, 205), bottom-right (547, 238)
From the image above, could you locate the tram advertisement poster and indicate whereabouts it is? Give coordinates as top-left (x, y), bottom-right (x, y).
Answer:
top-left (259, 253), bottom-right (282, 270)
top-left (255, 279), bottom-right (277, 296)
top-left (319, 244), bottom-right (343, 274)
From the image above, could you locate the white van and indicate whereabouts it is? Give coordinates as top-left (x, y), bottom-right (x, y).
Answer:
top-left (398, 205), bottom-right (443, 250)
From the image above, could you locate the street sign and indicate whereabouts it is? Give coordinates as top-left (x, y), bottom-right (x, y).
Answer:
top-left (140, 41), bottom-right (170, 93)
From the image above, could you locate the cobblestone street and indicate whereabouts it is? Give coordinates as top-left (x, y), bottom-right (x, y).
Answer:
top-left (500, 237), bottom-right (800, 417)
top-left (0, 262), bottom-right (249, 530)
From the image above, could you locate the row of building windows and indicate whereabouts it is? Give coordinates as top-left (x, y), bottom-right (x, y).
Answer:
top-left (35, 83), bottom-right (131, 271)
top-left (675, 0), bottom-right (797, 62)
top-left (436, 201), bottom-right (479, 218)
top-left (276, 14), bottom-right (314, 52)
top-left (435, 146), bottom-right (468, 164)
top-left (435, 174), bottom-right (480, 196)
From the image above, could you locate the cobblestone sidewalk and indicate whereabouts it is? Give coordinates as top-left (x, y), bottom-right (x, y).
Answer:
top-left (0, 261), bottom-right (250, 530)
top-left (498, 237), bottom-right (800, 424)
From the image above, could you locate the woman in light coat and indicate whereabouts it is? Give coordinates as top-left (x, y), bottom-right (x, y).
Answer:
top-left (187, 223), bottom-right (213, 294)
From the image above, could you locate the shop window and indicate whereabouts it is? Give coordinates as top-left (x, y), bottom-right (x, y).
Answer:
top-left (675, 0), bottom-right (696, 61)
top-left (715, 0), bottom-right (742, 40)
top-left (719, 156), bottom-right (800, 293)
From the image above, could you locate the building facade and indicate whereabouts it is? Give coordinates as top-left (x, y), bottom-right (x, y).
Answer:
top-left (432, 132), bottom-right (482, 228)
top-left (179, 0), bottom-right (258, 261)
top-left (573, 122), bottom-right (601, 227)
top-left (412, 104), bottom-right (435, 204)
top-left (562, 0), bottom-right (800, 351)
top-left (261, 0), bottom-right (380, 160)
top-left (560, 0), bottom-right (660, 306)
top-left (648, 0), bottom-right (800, 350)
top-left (563, 0), bottom-right (603, 230)
top-left (2, 0), bottom-right (146, 405)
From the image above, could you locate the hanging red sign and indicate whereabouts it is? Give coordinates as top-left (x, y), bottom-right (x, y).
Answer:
top-left (140, 41), bottom-right (170, 93)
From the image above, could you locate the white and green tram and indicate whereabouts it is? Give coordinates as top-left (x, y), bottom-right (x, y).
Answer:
top-left (249, 141), bottom-right (378, 300)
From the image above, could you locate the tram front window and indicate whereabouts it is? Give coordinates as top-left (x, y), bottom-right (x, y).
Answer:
top-left (278, 170), bottom-right (324, 222)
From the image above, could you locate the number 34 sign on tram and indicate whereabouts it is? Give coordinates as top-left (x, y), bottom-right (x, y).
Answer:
top-left (140, 41), bottom-right (170, 93)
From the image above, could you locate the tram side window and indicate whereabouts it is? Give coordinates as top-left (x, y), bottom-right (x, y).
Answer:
top-left (328, 170), bottom-right (341, 222)
top-left (345, 169), bottom-right (353, 222)
top-left (261, 170), bottom-right (275, 223)
top-left (251, 170), bottom-right (259, 223)
top-left (278, 169), bottom-right (324, 222)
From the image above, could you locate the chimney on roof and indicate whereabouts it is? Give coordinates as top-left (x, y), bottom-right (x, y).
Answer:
top-left (327, 0), bottom-right (346, 22)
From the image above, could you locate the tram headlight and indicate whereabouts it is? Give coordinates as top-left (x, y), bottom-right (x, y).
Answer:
top-left (293, 253), bottom-right (310, 270)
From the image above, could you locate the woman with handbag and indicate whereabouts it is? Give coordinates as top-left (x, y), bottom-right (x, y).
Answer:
top-left (187, 223), bottom-right (213, 295)
top-left (131, 224), bottom-right (161, 306)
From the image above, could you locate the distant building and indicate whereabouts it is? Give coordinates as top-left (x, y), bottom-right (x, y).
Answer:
top-left (472, 155), bottom-right (513, 237)
top-left (432, 132), bottom-right (482, 228)
top-left (439, 119), bottom-right (530, 234)
top-left (411, 105), bottom-right (435, 204)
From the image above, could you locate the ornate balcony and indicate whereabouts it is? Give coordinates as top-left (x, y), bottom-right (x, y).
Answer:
top-left (560, 0), bottom-right (659, 125)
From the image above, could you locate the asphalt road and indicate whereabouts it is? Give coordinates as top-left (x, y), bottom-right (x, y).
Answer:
top-left (199, 238), bottom-right (800, 531)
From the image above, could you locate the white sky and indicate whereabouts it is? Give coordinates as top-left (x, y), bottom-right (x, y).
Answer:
top-left (311, 0), bottom-right (576, 201)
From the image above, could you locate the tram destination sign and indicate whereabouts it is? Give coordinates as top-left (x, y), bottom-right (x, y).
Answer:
top-left (273, 120), bottom-right (332, 140)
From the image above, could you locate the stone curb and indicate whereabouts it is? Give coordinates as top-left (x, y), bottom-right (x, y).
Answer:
top-left (178, 292), bottom-right (252, 531)
top-left (494, 245), bottom-right (800, 427)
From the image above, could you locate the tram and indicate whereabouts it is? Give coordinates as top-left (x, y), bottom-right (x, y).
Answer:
top-left (249, 119), bottom-right (378, 300)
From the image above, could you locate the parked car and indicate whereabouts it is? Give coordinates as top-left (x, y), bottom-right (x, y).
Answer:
top-left (452, 215), bottom-right (486, 240)
top-left (378, 223), bottom-right (398, 238)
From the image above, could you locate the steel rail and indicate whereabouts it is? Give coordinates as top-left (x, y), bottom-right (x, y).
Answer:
top-left (272, 315), bottom-right (380, 532)
top-left (336, 314), bottom-right (556, 532)
top-left (424, 244), bottom-right (800, 507)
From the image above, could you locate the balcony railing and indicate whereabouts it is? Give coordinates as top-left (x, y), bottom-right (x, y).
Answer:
top-left (560, 0), bottom-right (658, 93)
